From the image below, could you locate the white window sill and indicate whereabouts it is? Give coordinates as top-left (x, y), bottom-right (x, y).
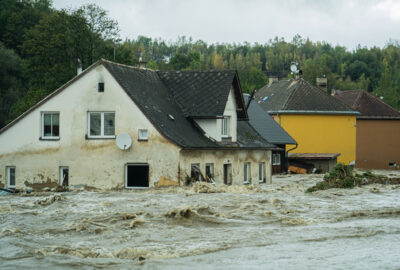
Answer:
top-left (39, 136), bottom-right (60, 141)
top-left (272, 163), bottom-right (281, 166)
top-left (125, 186), bottom-right (149, 189)
top-left (243, 181), bottom-right (250, 185)
top-left (259, 180), bottom-right (264, 184)
top-left (86, 135), bottom-right (116, 140)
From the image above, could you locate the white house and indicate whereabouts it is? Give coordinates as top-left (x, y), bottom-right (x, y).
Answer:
top-left (0, 59), bottom-right (275, 190)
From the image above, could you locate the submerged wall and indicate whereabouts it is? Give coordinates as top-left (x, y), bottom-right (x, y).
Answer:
top-left (180, 149), bottom-right (272, 185)
top-left (0, 64), bottom-right (180, 190)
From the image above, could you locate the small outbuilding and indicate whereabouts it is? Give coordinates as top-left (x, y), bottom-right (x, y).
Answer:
top-left (334, 90), bottom-right (400, 170)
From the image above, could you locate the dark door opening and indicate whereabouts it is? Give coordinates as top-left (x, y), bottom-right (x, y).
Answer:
top-left (223, 164), bottom-right (232, 185)
top-left (60, 167), bottom-right (69, 187)
top-left (126, 164), bottom-right (149, 188)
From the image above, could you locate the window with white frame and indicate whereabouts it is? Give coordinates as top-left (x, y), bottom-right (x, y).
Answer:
top-left (7, 166), bottom-right (16, 188)
top-left (88, 112), bottom-right (115, 138)
top-left (41, 112), bottom-right (59, 138)
top-left (138, 129), bottom-right (148, 141)
top-left (244, 162), bottom-right (251, 184)
top-left (259, 162), bottom-right (265, 183)
top-left (272, 154), bottom-right (281, 165)
top-left (221, 116), bottom-right (230, 137)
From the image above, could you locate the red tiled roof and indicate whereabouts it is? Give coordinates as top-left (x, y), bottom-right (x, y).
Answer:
top-left (334, 90), bottom-right (400, 119)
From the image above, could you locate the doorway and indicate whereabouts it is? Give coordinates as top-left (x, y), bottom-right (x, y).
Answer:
top-left (126, 164), bottom-right (149, 188)
top-left (223, 164), bottom-right (232, 185)
top-left (59, 166), bottom-right (69, 187)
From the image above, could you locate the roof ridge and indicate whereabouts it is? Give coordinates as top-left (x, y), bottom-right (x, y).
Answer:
top-left (158, 69), bottom-right (236, 73)
top-left (101, 58), bottom-right (156, 71)
top-left (282, 79), bottom-right (299, 110)
top-left (364, 90), bottom-right (400, 115)
top-left (353, 90), bottom-right (365, 109)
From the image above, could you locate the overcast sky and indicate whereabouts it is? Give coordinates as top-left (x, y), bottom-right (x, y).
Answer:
top-left (53, 0), bottom-right (400, 50)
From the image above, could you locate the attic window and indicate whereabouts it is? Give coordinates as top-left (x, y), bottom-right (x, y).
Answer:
top-left (168, 114), bottom-right (175, 120)
top-left (98, 82), bottom-right (104, 92)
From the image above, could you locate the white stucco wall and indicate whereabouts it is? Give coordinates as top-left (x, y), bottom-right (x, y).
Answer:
top-left (195, 87), bottom-right (238, 142)
top-left (180, 149), bottom-right (272, 185)
top-left (0, 64), bottom-right (181, 190)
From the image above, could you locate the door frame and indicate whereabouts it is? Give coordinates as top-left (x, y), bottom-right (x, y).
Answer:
top-left (223, 163), bottom-right (232, 185)
top-left (59, 166), bottom-right (69, 186)
top-left (125, 163), bottom-right (150, 189)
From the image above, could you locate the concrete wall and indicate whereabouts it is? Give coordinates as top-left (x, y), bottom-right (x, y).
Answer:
top-left (180, 149), bottom-right (272, 184)
top-left (275, 114), bottom-right (356, 165)
top-left (356, 119), bottom-right (400, 169)
top-left (0, 64), bottom-right (181, 190)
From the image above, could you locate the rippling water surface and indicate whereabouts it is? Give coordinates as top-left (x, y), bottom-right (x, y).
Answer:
top-left (1, 172), bottom-right (400, 269)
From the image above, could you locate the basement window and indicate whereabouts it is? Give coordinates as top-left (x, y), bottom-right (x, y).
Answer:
top-left (244, 162), bottom-right (251, 184)
top-left (88, 112), bottom-right (115, 138)
top-left (138, 129), bottom-right (148, 141)
top-left (7, 166), bottom-right (16, 188)
top-left (41, 112), bottom-right (59, 139)
top-left (272, 154), bottom-right (281, 165)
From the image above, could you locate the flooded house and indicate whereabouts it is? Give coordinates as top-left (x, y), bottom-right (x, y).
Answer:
top-left (243, 93), bottom-right (297, 174)
top-left (0, 59), bottom-right (276, 190)
top-left (254, 78), bottom-right (359, 171)
top-left (334, 90), bottom-right (400, 169)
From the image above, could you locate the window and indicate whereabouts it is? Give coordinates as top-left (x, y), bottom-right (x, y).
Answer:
top-left (259, 162), bottom-right (265, 183)
top-left (98, 82), bottom-right (104, 92)
top-left (221, 116), bottom-right (230, 137)
top-left (244, 162), bottom-right (251, 184)
top-left (272, 154), bottom-right (281, 165)
top-left (138, 129), bottom-right (148, 141)
top-left (41, 112), bottom-right (59, 139)
top-left (88, 112), bottom-right (115, 138)
top-left (191, 163), bottom-right (202, 181)
top-left (205, 163), bottom-right (214, 182)
top-left (7, 166), bottom-right (15, 188)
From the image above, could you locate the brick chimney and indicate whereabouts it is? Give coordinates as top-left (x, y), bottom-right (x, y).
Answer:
top-left (316, 76), bottom-right (327, 91)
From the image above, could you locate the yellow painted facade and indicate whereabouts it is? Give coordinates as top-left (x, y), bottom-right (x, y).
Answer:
top-left (274, 114), bottom-right (357, 164)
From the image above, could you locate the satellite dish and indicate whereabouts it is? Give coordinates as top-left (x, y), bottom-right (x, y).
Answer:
top-left (290, 64), bottom-right (298, 73)
top-left (116, 133), bottom-right (132, 150)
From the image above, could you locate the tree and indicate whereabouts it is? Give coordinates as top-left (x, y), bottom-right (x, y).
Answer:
top-left (0, 42), bottom-right (27, 128)
top-left (75, 4), bottom-right (120, 64)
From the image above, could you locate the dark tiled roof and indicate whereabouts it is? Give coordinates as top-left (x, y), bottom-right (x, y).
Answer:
top-left (334, 90), bottom-right (400, 119)
top-left (103, 60), bottom-right (271, 149)
top-left (237, 121), bottom-right (276, 148)
top-left (255, 79), bottom-right (357, 114)
top-left (158, 70), bottom-right (247, 119)
top-left (243, 94), bottom-right (297, 145)
top-left (103, 61), bottom-right (219, 148)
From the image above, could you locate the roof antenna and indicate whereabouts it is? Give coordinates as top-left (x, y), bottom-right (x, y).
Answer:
top-left (77, 58), bottom-right (82, 75)
top-left (246, 89), bottom-right (256, 109)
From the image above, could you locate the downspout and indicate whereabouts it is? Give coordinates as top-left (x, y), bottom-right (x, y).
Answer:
top-left (285, 143), bottom-right (298, 172)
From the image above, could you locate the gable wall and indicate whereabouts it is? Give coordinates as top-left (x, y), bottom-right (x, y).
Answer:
top-left (195, 87), bottom-right (238, 142)
top-left (0, 65), bottom-right (181, 189)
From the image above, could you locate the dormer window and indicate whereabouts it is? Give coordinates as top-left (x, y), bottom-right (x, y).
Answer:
top-left (221, 116), bottom-right (230, 137)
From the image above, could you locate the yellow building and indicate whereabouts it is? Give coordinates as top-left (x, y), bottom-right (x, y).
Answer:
top-left (255, 79), bottom-right (358, 165)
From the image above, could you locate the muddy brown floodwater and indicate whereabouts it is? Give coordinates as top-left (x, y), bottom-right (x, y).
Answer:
top-left (1, 171), bottom-right (400, 269)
